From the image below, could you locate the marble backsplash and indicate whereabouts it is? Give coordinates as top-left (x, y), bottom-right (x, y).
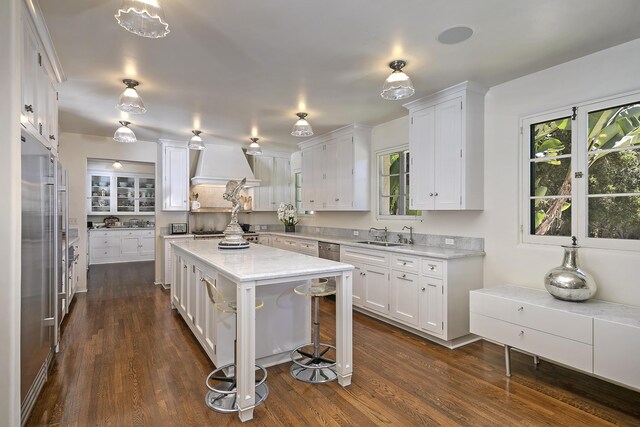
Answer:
top-left (255, 224), bottom-right (484, 252)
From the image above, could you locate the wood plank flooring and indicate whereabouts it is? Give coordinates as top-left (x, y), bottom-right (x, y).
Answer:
top-left (27, 262), bottom-right (640, 426)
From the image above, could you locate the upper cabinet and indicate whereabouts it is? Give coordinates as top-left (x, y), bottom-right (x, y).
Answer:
top-left (403, 81), bottom-right (487, 211)
top-left (298, 124), bottom-right (371, 211)
top-left (159, 142), bottom-right (189, 211)
top-left (20, 2), bottom-right (64, 154)
top-left (87, 172), bottom-right (155, 215)
top-left (252, 153), bottom-right (291, 211)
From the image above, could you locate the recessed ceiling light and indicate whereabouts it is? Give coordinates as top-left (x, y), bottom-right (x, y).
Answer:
top-left (437, 26), bottom-right (474, 45)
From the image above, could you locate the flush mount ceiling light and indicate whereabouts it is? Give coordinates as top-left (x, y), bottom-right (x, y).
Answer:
top-left (246, 137), bottom-right (263, 156)
top-left (291, 112), bottom-right (314, 137)
top-left (115, 0), bottom-right (170, 39)
top-left (113, 121), bottom-right (137, 143)
top-left (112, 160), bottom-right (124, 169)
top-left (188, 130), bottom-right (205, 150)
top-left (437, 25), bottom-right (474, 45)
top-left (116, 79), bottom-right (147, 114)
top-left (381, 60), bottom-right (415, 101)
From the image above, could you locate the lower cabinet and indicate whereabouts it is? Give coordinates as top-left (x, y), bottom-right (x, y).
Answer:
top-left (271, 235), bottom-right (319, 257)
top-left (89, 229), bottom-right (155, 265)
top-left (341, 244), bottom-right (483, 346)
top-left (161, 235), bottom-right (194, 287)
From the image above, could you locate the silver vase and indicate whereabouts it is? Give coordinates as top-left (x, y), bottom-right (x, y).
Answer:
top-left (544, 237), bottom-right (596, 302)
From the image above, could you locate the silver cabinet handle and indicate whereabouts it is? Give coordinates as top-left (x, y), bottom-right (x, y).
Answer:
top-left (310, 199), bottom-right (314, 203)
top-left (49, 135), bottom-right (56, 141)
top-left (434, 192), bottom-right (438, 196)
top-left (25, 104), bottom-right (34, 113)
top-left (428, 265), bottom-right (436, 271)
top-left (401, 274), bottom-right (406, 278)
top-left (335, 198), bottom-right (339, 202)
top-left (421, 287), bottom-right (425, 291)
top-left (429, 193), bottom-right (434, 196)
top-left (519, 330), bottom-right (525, 336)
top-left (517, 306), bottom-right (524, 312)
top-left (402, 261), bottom-right (407, 266)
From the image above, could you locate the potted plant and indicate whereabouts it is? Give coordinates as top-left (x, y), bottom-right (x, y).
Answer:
top-left (277, 203), bottom-right (298, 232)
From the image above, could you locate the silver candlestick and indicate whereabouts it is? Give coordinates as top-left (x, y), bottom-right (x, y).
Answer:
top-left (218, 178), bottom-right (249, 250)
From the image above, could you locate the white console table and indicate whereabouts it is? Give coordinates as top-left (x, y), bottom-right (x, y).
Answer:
top-left (470, 285), bottom-right (640, 392)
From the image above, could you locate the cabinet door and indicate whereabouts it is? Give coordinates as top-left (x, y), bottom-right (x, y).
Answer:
top-left (186, 263), bottom-right (196, 324)
top-left (171, 254), bottom-right (183, 308)
top-left (351, 262), bottom-right (364, 307)
top-left (193, 266), bottom-right (206, 340)
top-left (162, 145), bottom-right (188, 211)
top-left (45, 74), bottom-right (58, 150)
top-left (419, 276), bottom-right (444, 336)
top-left (273, 156), bottom-right (291, 206)
top-left (312, 144), bottom-right (326, 209)
top-left (138, 176), bottom-right (155, 213)
top-left (363, 264), bottom-right (389, 315)
top-left (21, 17), bottom-right (39, 131)
top-left (390, 270), bottom-right (419, 327)
top-left (324, 139), bottom-right (339, 209)
top-left (434, 97), bottom-right (463, 210)
top-left (253, 156), bottom-right (274, 211)
top-left (88, 174), bottom-right (113, 214)
top-left (301, 148), bottom-right (314, 211)
top-left (115, 176), bottom-right (136, 214)
top-left (203, 272), bottom-right (217, 355)
top-left (409, 107), bottom-right (436, 210)
top-left (336, 134), bottom-right (354, 209)
top-left (139, 236), bottom-right (155, 257)
top-left (120, 236), bottom-right (140, 257)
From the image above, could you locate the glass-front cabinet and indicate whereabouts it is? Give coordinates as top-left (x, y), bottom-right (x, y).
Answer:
top-left (87, 171), bottom-right (155, 215)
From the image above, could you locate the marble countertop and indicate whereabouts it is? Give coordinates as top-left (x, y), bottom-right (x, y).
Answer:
top-left (172, 239), bottom-right (353, 283)
top-left (264, 231), bottom-right (485, 260)
top-left (90, 227), bottom-right (155, 231)
top-left (473, 285), bottom-right (640, 328)
top-left (161, 234), bottom-right (194, 239)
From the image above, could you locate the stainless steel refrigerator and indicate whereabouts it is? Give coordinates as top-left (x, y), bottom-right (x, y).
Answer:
top-left (20, 131), bottom-right (58, 423)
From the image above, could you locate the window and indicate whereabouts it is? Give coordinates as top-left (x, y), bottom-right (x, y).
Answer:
top-left (522, 92), bottom-right (640, 250)
top-left (378, 147), bottom-right (421, 218)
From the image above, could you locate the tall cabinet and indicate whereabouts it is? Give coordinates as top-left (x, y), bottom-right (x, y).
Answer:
top-left (159, 141), bottom-right (189, 211)
top-left (403, 81), bottom-right (487, 211)
top-left (252, 153), bottom-right (291, 211)
top-left (298, 124), bottom-right (371, 211)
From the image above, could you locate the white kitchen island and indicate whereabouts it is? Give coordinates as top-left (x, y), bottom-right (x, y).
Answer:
top-left (171, 240), bottom-right (354, 422)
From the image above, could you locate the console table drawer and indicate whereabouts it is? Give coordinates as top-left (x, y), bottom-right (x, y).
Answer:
top-left (470, 292), bottom-right (592, 344)
top-left (470, 312), bottom-right (593, 373)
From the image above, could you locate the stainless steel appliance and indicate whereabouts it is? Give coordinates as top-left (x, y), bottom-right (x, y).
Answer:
top-left (21, 132), bottom-right (58, 423)
top-left (170, 223), bottom-right (188, 234)
top-left (318, 241), bottom-right (340, 291)
top-left (56, 160), bottom-right (68, 343)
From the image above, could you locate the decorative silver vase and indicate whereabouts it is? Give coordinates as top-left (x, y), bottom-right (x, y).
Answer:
top-left (544, 237), bottom-right (596, 302)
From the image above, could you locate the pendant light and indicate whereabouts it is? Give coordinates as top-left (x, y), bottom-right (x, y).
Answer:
top-left (113, 121), bottom-right (137, 143)
top-left (116, 79), bottom-right (147, 114)
top-left (246, 137), bottom-right (262, 155)
top-left (291, 112), bottom-right (313, 137)
top-left (112, 160), bottom-right (124, 169)
top-left (381, 60), bottom-right (415, 101)
top-left (188, 130), bottom-right (205, 150)
top-left (115, 0), bottom-right (170, 39)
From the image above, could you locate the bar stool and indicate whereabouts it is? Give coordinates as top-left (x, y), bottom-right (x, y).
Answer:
top-left (290, 278), bottom-right (337, 383)
top-left (202, 277), bottom-right (269, 413)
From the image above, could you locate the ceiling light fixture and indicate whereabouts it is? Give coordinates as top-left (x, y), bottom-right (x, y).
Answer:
top-left (246, 137), bottom-right (262, 156)
top-left (115, 0), bottom-right (170, 39)
top-left (116, 79), bottom-right (147, 114)
top-left (112, 160), bottom-right (124, 169)
top-left (113, 121), bottom-right (137, 143)
top-left (381, 60), bottom-right (415, 101)
top-left (291, 112), bottom-right (314, 137)
top-left (188, 130), bottom-right (205, 150)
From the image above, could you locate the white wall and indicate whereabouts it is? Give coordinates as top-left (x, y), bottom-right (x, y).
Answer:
top-left (59, 132), bottom-right (187, 290)
top-left (302, 38), bottom-right (640, 306)
top-left (0, 0), bottom-right (22, 424)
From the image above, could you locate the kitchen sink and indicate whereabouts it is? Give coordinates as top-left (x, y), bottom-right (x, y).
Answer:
top-left (356, 241), bottom-right (405, 247)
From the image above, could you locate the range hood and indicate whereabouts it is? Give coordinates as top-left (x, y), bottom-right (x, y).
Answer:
top-left (191, 143), bottom-right (261, 187)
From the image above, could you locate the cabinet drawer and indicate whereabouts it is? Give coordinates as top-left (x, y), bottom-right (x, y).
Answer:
top-left (390, 254), bottom-right (419, 272)
top-left (341, 246), bottom-right (389, 266)
top-left (90, 230), bottom-right (112, 238)
top-left (470, 292), bottom-right (592, 344)
top-left (92, 246), bottom-right (120, 259)
top-left (136, 229), bottom-right (154, 237)
top-left (470, 312), bottom-right (593, 373)
top-left (90, 236), bottom-right (120, 248)
top-left (421, 259), bottom-right (443, 277)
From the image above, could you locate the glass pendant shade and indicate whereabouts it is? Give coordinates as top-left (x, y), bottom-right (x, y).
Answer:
top-left (112, 160), bottom-right (124, 169)
top-left (381, 60), bottom-right (415, 101)
top-left (188, 130), bottom-right (205, 150)
top-left (291, 112), bottom-right (313, 137)
top-left (113, 121), bottom-right (137, 143)
top-left (115, 0), bottom-right (170, 39)
top-left (246, 138), bottom-right (262, 155)
top-left (116, 79), bottom-right (147, 114)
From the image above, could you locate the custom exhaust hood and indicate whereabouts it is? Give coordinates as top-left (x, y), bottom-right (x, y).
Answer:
top-left (190, 143), bottom-right (260, 212)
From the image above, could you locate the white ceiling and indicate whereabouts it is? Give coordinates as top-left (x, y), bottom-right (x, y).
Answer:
top-left (40, 0), bottom-right (640, 149)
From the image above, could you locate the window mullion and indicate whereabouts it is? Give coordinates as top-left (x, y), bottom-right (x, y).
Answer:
top-left (574, 108), bottom-right (587, 244)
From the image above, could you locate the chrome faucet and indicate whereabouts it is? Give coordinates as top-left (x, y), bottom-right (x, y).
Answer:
top-left (402, 226), bottom-right (414, 245)
top-left (369, 227), bottom-right (388, 242)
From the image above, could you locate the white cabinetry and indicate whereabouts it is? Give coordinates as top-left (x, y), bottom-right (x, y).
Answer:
top-left (298, 124), bottom-right (371, 211)
top-left (341, 244), bottom-right (483, 347)
top-left (89, 229), bottom-right (155, 265)
top-left (87, 172), bottom-right (155, 215)
top-left (253, 154), bottom-right (291, 211)
top-left (160, 142), bottom-right (189, 211)
top-left (161, 235), bottom-right (194, 287)
top-left (404, 81), bottom-right (487, 211)
top-left (470, 285), bottom-right (640, 391)
top-left (271, 235), bottom-right (319, 257)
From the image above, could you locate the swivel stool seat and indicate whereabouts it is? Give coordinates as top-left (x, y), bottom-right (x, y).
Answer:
top-left (290, 278), bottom-right (337, 383)
top-left (202, 276), bottom-right (268, 413)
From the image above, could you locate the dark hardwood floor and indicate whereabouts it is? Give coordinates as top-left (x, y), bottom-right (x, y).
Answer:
top-left (27, 262), bottom-right (640, 426)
